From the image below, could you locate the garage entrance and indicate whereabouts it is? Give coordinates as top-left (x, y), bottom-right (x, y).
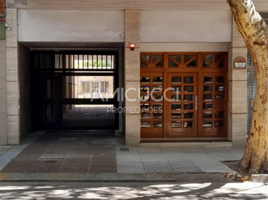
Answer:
top-left (31, 51), bottom-right (120, 130)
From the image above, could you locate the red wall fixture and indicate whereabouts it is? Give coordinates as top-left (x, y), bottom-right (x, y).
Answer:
top-left (0, 0), bottom-right (5, 22)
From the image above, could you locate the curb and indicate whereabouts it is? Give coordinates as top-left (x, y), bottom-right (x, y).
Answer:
top-left (249, 174), bottom-right (268, 183)
top-left (0, 173), bottom-right (228, 182)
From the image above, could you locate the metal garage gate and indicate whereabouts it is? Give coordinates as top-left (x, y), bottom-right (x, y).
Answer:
top-left (31, 51), bottom-right (119, 131)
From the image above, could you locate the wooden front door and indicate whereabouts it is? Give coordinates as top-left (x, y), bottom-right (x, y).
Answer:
top-left (166, 72), bottom-right (198, 137)
top-left (140, 52), bottom-right (228, 139)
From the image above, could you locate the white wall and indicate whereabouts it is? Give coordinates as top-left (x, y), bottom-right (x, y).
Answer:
top-left (140, 42), bottom-right (229, 52)
top-left (18, 10), bottom-right (231, 44)
top-left (140, 11), bottom-right (232, 43)
top-left (18, 10), bottom-right (124, 42)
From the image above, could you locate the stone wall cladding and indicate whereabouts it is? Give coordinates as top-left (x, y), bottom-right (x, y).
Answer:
top-left (124, 10), bottom-right (140, 146)
top-left (228, 19), bottom-right (248, 145)
top-left (6, 8), bottom-right (20, 144)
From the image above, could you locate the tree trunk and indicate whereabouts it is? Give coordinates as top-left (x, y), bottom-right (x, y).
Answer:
top-left (228, 0), bottom-right (268, 174)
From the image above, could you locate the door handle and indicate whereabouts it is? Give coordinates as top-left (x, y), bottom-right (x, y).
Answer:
top-left (195, 96), bottom-right (198, 111)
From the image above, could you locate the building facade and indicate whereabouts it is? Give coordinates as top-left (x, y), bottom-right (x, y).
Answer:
top-left (1, 0), bottom-right (267, 146)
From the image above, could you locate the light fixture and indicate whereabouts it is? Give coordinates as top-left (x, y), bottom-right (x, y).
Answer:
top-left (129, 43), bottom-right (135, 51)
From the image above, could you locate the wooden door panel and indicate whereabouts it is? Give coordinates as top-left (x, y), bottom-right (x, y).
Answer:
top-left (141, 128), bottom-right (163, 138)
top-left (202, 128), bottom-right (226, 137)
top-left (169, 128), bottom-right (197, 138)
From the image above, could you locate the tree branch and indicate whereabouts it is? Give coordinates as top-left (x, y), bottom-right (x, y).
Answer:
top-left (227, 0), bottom-right (268, 50)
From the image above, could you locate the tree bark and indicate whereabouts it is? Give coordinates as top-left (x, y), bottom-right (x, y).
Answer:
top-left (228, 0), bottom-right (268, 174)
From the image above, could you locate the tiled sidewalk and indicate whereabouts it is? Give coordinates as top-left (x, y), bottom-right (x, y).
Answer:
top-left (1, 132), bottom-right (116, 174)
top-left (0, 131), bottom-right (245, 177)
top-left (116, 146), bottom-right (244, 174)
